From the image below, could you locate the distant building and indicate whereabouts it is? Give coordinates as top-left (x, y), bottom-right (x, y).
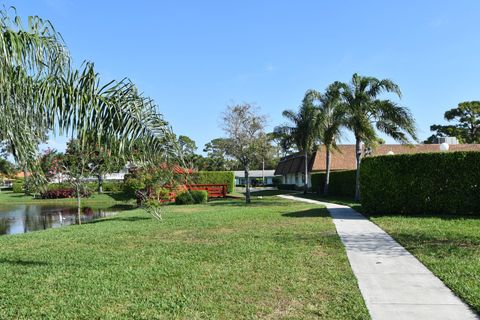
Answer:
top-left (274, 143), bottom-right (480, 187)
top-left (234, 170), bottom-right (280, 186)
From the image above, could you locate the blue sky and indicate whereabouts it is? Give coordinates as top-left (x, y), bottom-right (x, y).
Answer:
top-left (12, 0), bottom-right (480, 153)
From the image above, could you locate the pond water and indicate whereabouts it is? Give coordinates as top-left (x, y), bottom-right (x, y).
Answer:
top-left (0, 205), bottom-right (126, 235)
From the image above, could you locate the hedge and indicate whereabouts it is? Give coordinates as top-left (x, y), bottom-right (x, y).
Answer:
top-left (190, 171), bottom-right (235, 193)
top-left (12, 180), bottom-right (24, 193)
top-left (360, 151), bottom-right (480, 215)
top-left (311, 170), bottom-right (356, 197)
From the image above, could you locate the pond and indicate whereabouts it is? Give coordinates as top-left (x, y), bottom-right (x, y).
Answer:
top-left (0, 204), bottom-right (129, 235)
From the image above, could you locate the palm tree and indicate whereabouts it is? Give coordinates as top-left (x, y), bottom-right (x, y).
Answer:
top-left (280, 90), bottom-right (321, 193)
top-left (317, 82), bottom-right (345, 195)
top-left (0, 9), bottom-right (171, 171)
top-left (340, 73), bottom-right (417, 201)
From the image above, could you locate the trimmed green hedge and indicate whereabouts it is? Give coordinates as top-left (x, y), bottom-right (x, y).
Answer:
top-left (190, 171), bottom-right (235, 193)
top-left (12, 180), bottom-right (24, 193)
top-left (360, 151), bottom-right (480, 215)
top-left (311, 170), bottom-right (356, 197)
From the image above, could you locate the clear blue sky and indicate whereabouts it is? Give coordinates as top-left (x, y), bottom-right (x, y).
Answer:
top-left (12, 0), bottom-right (480, 152)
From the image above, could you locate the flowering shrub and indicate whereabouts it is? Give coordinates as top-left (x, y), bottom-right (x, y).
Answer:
top-left (41, 188), bottom-right (92, 199)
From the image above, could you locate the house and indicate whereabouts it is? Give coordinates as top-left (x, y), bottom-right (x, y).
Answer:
top-left (234, 170), bottom-right (280, 186)
top-left (274, 143), bottom-right (480, 187)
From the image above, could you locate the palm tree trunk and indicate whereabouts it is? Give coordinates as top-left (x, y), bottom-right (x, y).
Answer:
top-left (354, 137), bottom-right (362, 201)
top-left (97, 174), bottom-right (103, 194)
top-left (304, 150), bottom-right (308, 194)
top-left (324, 145), bottom-right (331, 195)
top-left (245, 166), bottom-right (251, 204)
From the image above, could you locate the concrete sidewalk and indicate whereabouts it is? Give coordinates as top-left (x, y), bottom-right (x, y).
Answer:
top-left (278, 195), bottom-right (478, 320)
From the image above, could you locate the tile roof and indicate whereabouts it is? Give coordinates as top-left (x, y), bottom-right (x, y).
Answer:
top-left (275, 144), bottom-right (480, 174)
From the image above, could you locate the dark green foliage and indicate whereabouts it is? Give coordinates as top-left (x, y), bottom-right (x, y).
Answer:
top-left (12, 180), bottom-right (23, 193)
top-left (311, 170), bottom-right (356, 197)
top-left (123, 177), bottom-right (146, 198)
top-left (102, 181), bottom-right (123, 192)
top-left (190, 171), bottom-right (235, 193)
top-left (272, 176), bottom-right (282, 187)
top-left (277, 184), bottom-right (297, 190)
top-left (175, 191), bottom-right (194, 205)
top-left (190, 190), bottom-right (208, 204)
top-left (360, 151), bottom-right (480, 214)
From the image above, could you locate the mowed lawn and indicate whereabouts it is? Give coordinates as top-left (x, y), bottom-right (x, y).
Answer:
top-left (370, 214), bottom-right (480, 314)
top-left (0, 197), bottom-right (369, 319)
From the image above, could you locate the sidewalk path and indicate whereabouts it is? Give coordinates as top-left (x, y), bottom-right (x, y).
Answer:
top-left (278, 194), bottom-right (478, 320)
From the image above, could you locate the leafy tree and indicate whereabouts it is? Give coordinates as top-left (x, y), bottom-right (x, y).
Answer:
top-left (280, 90), bottom-right (321, 193)
top-left (39, 148), bottom-right (63, 182)
top-left (202, 138), bottom-right (238, 171)
top-left (317, 82), bottom-right (345, 195)
top-left (221, 104), bottom-right (267, 203)
top-left (0, 9), bottom-right (173, 205)
top-left (339, 73), bottom-right (417, 200)
top-left (425, 101), bottom-right (480, 143)
top-left (0, 158), bottom-right (16, 177)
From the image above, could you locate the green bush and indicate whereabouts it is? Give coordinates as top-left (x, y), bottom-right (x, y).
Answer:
top-left (272, 176), bottom-right (282, 187)
top-left (311, 170), bottom-right (356, 197)
top-left (175, 191), bottom-right (194, 205)
top-left (123, 177), bottom-right (145, 198)
top-left (102, 181), bottom-right (123, 192)
top-left (190, 190), bottom-right (208, 204)
top-left (12, 180), bottom-right (23, 193)
top-left (360, 151), bottom-right (480, 215)
top-left (190, 171), bottom-right (235, 193)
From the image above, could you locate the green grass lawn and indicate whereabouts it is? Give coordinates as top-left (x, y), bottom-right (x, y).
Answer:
top-left (0, 190), bottom-right (131, 207)
top-left (301, 193), bottom-right (480, 314)
top-left (0, 196), bottom-right (369, 319)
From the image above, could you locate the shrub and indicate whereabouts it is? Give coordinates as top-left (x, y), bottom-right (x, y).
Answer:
top-left (123, 177), bottom-right (145, 198)
top-left (272, 176), bottom-right (282, 187)
top-left (278, 184), bottom-right (297, 190)
top-left (102, 181), bottom-right (123, 192)
top-left (360, 151), bottom-right (480, 215)
top-left (311, 170), bottom-right (356, 197)
top-left (190, 171), bottom-right (235, 193)
top-left (175, 191), bottom-right (194, 205)
top-left (190, 190), bottom-right (208, 204)
top-left (12, 181), bottom-right (24, 193)
top-left (40, 188), bottom-right (92, 199)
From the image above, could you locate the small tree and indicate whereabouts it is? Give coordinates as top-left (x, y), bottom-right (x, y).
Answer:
top-left (62, 139), bottom-right (97, 225)
top-left (221, 104), bottom-right (267, 204)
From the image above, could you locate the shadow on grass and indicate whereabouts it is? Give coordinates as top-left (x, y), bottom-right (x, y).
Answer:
top-left (0, 258), bottom-right (49, 266)
top-left (90, 216), bottom-right (151, 224)
top-left (282, 208), bottom-right (329, 218)
top-left (105, 192), bottom-right (133, 202)
top-left (207, 199), bottom-right (288, 207)
top-left (106, 204), bottom-right (137, 211)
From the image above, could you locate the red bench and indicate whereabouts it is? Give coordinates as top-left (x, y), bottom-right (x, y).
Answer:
top-left (187, 184), bottom-right (228, 198)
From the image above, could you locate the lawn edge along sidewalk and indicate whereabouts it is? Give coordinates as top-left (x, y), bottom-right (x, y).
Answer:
top-left (278, 194), bottom-right (478, 320)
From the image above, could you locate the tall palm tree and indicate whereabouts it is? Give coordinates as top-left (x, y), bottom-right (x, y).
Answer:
top-left (317, 82), bottom-right (345, 195)
top-left (280, 90), bottom-right (321, 193)
top-left (340, 73), bottom-right (417, 201)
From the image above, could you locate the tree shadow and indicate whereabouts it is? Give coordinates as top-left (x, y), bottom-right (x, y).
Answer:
top-left (282, 208), bottom-right (329, 218)
top-left (89, 216), bottom-right (151, 224)
top-left (106, 204), bottom-right (137, 211)
top-left (0, 258), bottom-right (50, 266)
top-left (105, 192), bottom-right (133, 202)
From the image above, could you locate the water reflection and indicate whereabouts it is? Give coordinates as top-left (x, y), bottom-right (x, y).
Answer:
top-left (0, 205), bottom-right (122, 235)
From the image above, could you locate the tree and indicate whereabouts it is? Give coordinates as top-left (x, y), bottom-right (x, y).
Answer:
top-left (62, 139), bottom-right (97, 224)
top-left (426, 101), bottom-right (480, 144)
top-left (85, 141), bottom-right (125, 194)
top-left (202, 138), bottom-right (238, 171)
top-left (317, 82), bottom-right (345, 195)
top-left (39, 148), bottom-right (63, 182)
top-left (339, 73), bottom-right (417, 200)
top-left (221, 104), bottom-right (267, 204)
top-left (0, 9), bottom-right (173, 197)
top-left (280, 90), bottom-right (321, 194)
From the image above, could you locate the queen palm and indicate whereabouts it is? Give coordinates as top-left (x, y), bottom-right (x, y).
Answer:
top-left (0, 9), bottom-right (171, 173)
top-left (340, 73), bottom-right (417, 201)
top-left (317, 82), bottom-right (345, 195)
top-left (281, 90), bottom-right (321, 193)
